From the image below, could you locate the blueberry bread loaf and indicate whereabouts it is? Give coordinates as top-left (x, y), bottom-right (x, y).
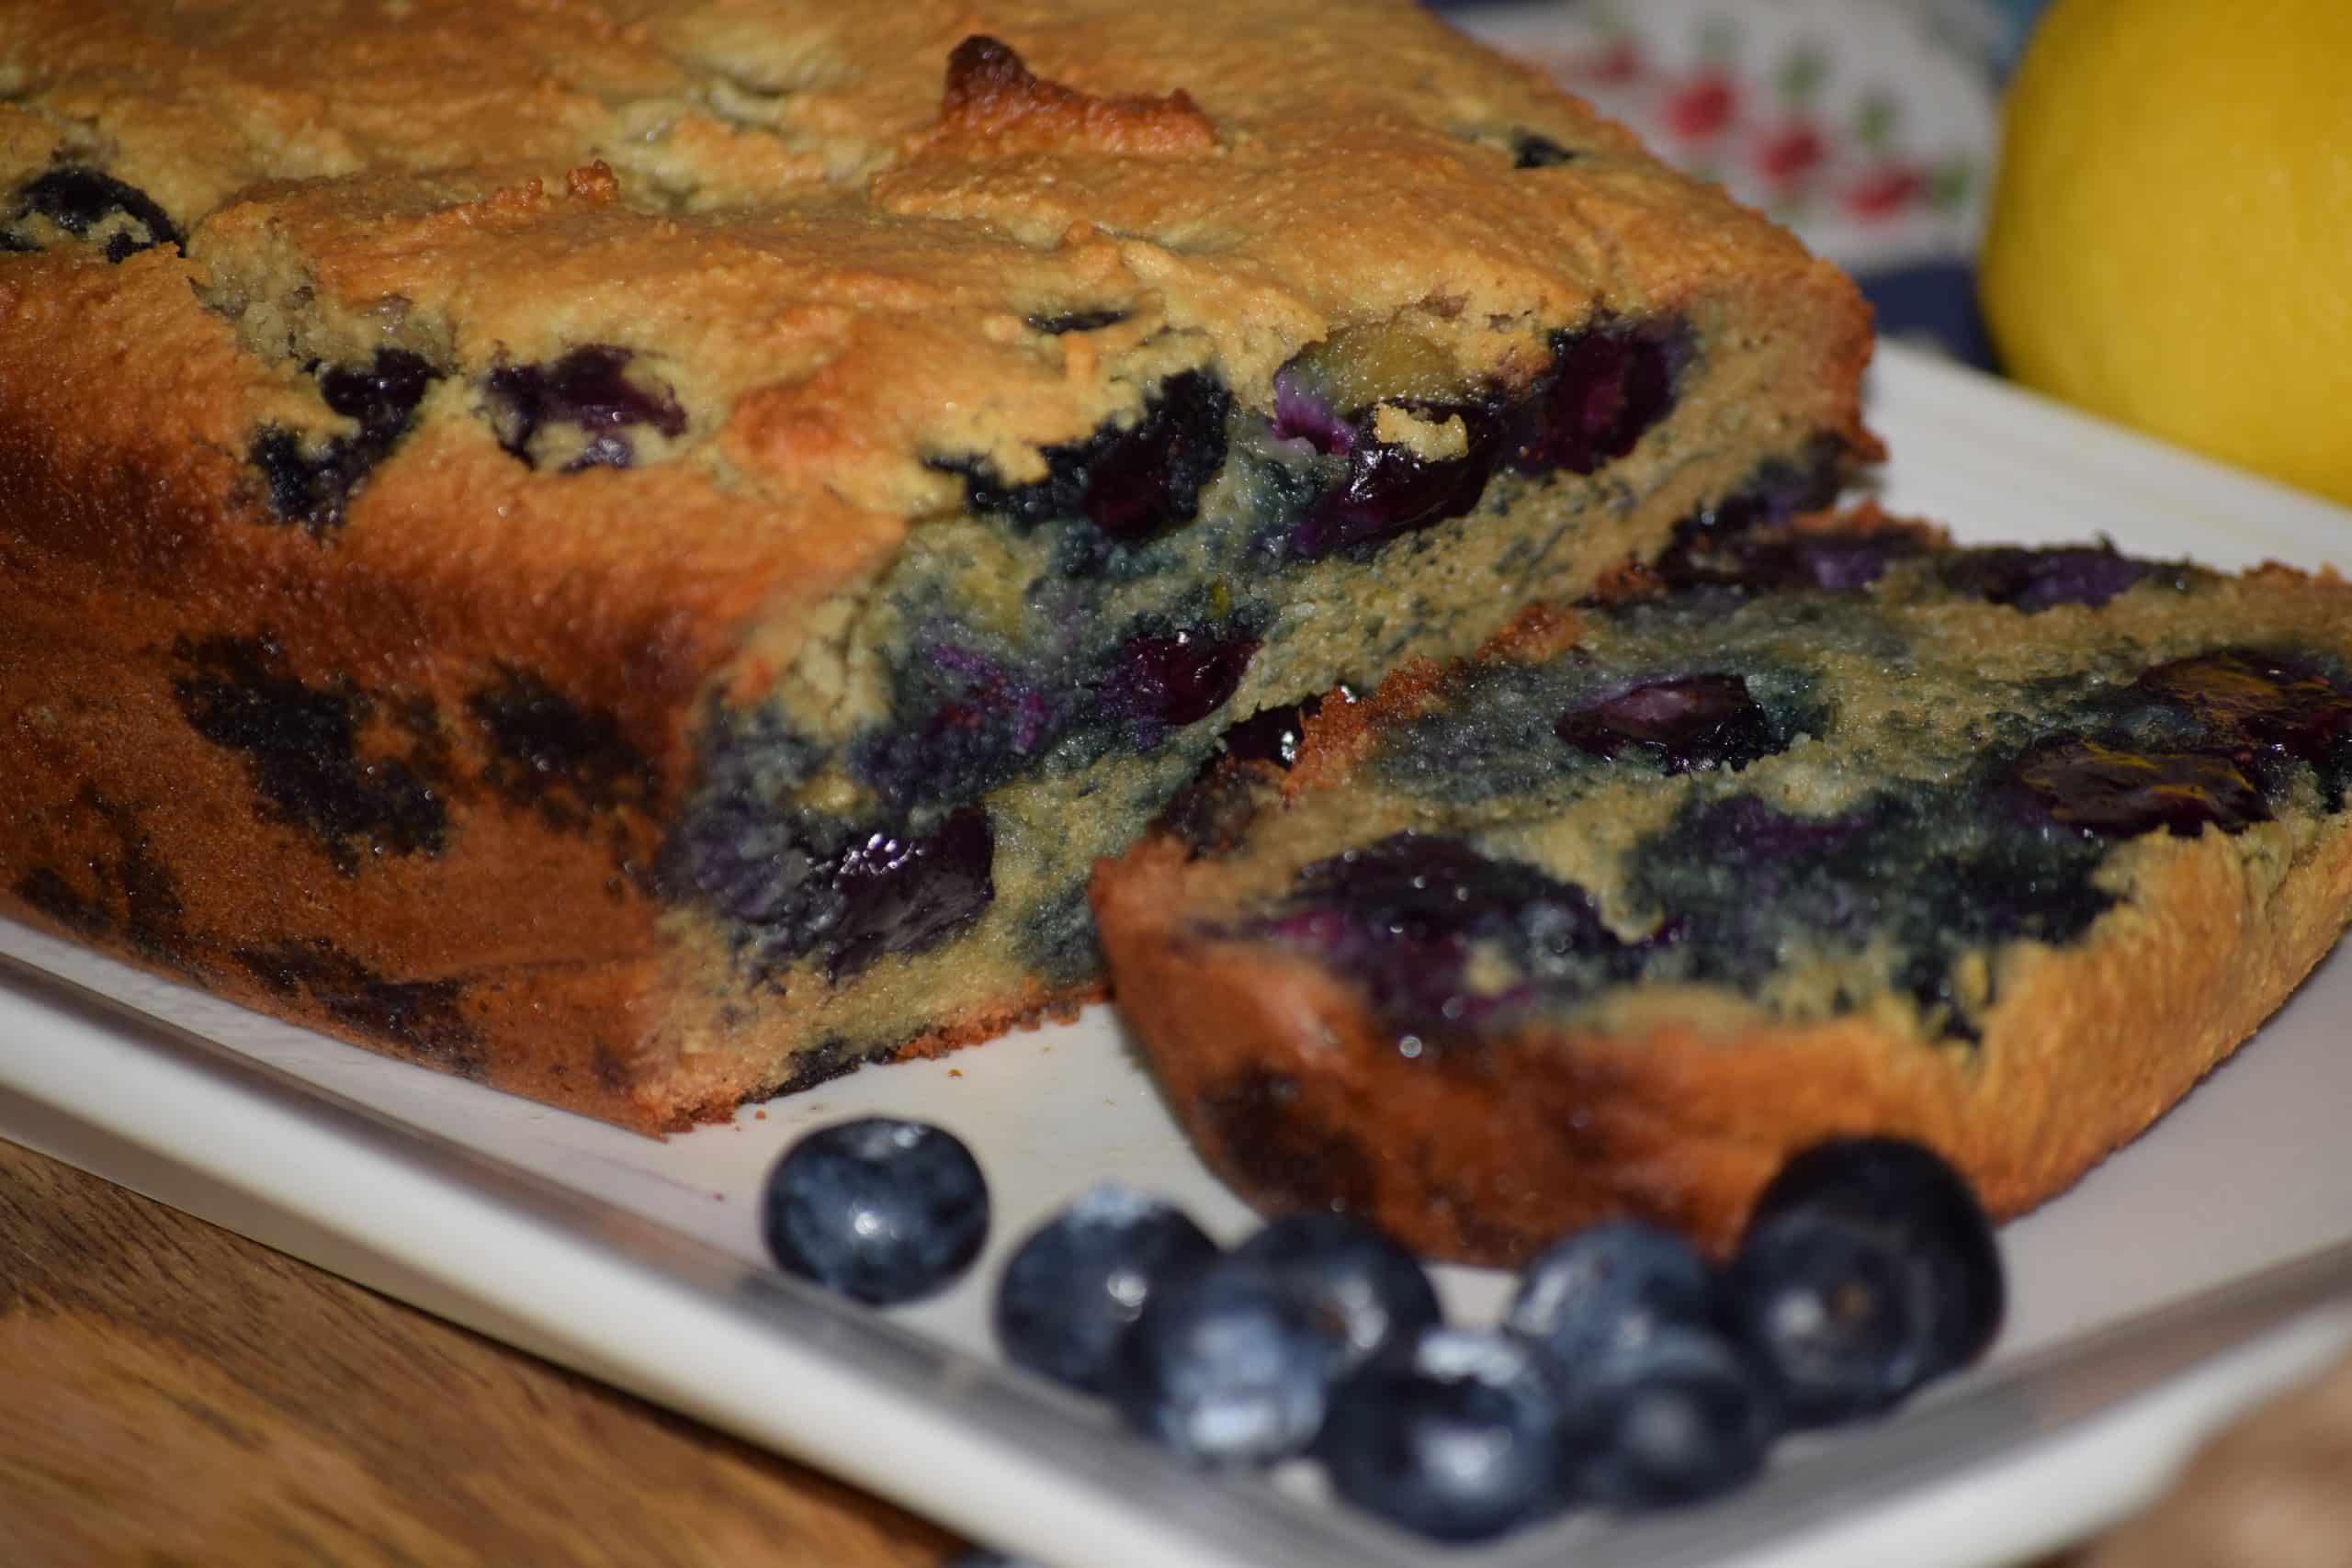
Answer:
top-left (1092, 514), bottom-right (2352, 1263)
top-left (0, 0), bottom-right (1874, 1128)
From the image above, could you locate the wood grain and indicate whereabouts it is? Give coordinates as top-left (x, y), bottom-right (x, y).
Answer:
top-left (0, 1137), bottom-right (967, 1567)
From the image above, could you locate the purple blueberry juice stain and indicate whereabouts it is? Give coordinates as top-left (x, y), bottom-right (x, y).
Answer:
top-left (321, 349), bottom-right (439, 446)
top-left (1027, 309), bottom-right (1129, 335)
top-left (943, 369), bottom-right (1233, 546)
top-left (1281, 315), bottom-right (1689, 562)
top-left (1509, 319), bottom-right (1686, 478)
top-left (854, 635), bottom-right (1073, 811)
top-left (1996, 734), bottom-right (2270, 839)
top-left (1265, 833), bottom-right (1648, 1042)
top-left (250, 348), bottom-right (443, 536)
top-left (232, 940), bottom-right (481, 1076)
top-left (1662, 527), bottom-right (1928, 594)
top-left (820, 807), bottom-right (996, 979)
top-left (1687, 795), bottom-right (1870, 859)
top-left (1288, 411), bottom-right (1506, 559)
top-left (11, 166), bottom-right (182, 261)
top-left (1219, 694), bottom-right (1336, 769)
top-left (1509, 130), bottom-right (1578, 169)
top-left (665, 795), bottom-right (996, 986)
top-left (484, 344), bottom-right (688, 471)
top-left (466, 667), bottom-right (655, 830)
top-left (1271, 372), bottom-right (1354, 457)
top-left (2139, 647), bottom-right (2352, 806)
top-left (172, 636), bottom-right (447, 874)
top-left (1657, 436), bottom-right (1860, 568)
top-left (1939, 542), bottom-right (2171, 612)
top-left (1632, 779), bottom-right (2122, 1040)
top-left (1555, 673), bottom-right (1781, 774)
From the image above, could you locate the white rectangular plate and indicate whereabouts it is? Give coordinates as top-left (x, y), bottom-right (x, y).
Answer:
top-left (7, 344), bottom-right (2352, 1568)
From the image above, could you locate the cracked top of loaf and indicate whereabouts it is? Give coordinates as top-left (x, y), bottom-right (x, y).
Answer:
top-left (0, 0), bottom-right (1858, 503)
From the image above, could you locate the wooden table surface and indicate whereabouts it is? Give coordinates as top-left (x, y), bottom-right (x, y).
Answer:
top-left (0, 1135), bottom-right (968, 1567)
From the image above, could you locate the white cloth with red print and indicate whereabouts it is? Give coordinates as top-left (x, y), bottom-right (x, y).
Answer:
top-left (1451, 0), bottom-right (2021, 276)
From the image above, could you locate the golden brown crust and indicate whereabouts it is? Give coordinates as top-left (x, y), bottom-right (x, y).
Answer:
top-left (0, 0), bottom-right (1876, 467)
top-left (1096, 804), bottom-right (2352, 1264)
top-left (1092, 565), bottom-right (2352, 1265)
top-left (931, 35), bottom-right (1220, 157)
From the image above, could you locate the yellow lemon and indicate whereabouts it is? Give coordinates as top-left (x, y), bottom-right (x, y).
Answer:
top-left (1979, 0), bottom-right (2352, 506)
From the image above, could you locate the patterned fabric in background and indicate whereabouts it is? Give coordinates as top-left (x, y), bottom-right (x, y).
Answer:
top-left (1442, 0), bottom-right (2056, 368)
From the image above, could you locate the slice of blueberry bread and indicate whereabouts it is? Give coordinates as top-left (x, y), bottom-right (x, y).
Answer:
top-left (0, 0), bottom-right (1872, 1129)
top-left (1093, 514), bottom-right (2352, 1263)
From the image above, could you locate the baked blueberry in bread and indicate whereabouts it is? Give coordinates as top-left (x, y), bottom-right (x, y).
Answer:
top-left (0, 0), bottom-right (1872, 1127)
top-left (1092, 514), bottom-right (2352, 1263)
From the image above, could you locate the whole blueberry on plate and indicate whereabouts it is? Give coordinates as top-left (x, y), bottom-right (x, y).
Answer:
top-left (1107, 1258), bottom-right (1336, 1464)
top-left (1233, 1211), bottom-right (1442, 1378)
top-left (994, 1184), bottom-right (1219, 1393)
top-left (1504, 1220), bottom-right (1721, 1368)
top-left (761, 1117), bottom-right (989, 1305)
top-left (1724, 1137), bottom-right (2003, 1426)
top-left (1557, 1325), bottom-right (1776, 1509)
top-left (1320, 1327), bottom-right (1571, 1542)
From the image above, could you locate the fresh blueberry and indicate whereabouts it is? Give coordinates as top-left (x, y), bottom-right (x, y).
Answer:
top-left (1107, 1258), bottom-right (1337, 1464)
top-left (1112, 626), bottom-right (1260, 734)
top-left (484, 344), bottom-right (688, 470)
top-left (1320, 1327), bottom-right (1572, 1542)
top-left (1555, 672), bottom-right (1781, 774)
top-left (1557, 1325), bottom-right (1777, 1509)
top-left (1996, 734), bottom-right (2269, 840)
top-left (1504, 1221), bottom-right (1721, 1368)
top-left (13, 166), bottom-right (182, 261)
top-left (761, 1117), bottom-right (989, 1305)
top-left (1233, 1212), bottom-right (1442, 1378)
top-left (1724, 1137), bottom-right (2003, 1426)
top-left (994, 1185), bottom-right (1220, 1393)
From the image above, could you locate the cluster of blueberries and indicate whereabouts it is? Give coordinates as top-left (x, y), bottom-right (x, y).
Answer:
top-left (762, 1118), bottom-right (2004, 1549)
